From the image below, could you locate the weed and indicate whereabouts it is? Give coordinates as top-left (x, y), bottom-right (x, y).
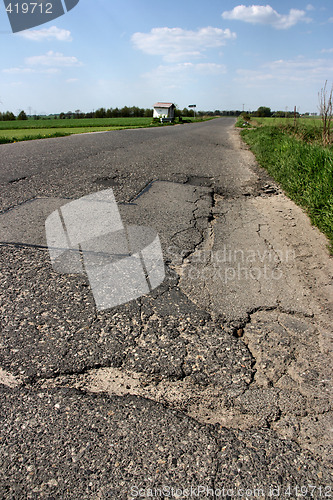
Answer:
top-left (241, 122), bottom-right (333, 251)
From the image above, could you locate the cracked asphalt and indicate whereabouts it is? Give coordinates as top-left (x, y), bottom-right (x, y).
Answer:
top-left (0, 118), bottom-right (332, 499)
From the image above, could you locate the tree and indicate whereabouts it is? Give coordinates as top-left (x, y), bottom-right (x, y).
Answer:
top-left (17, 110), bottom-right (27, 120)
top-left (318, 80), bottom-right (333, 146)
top-left (95, 107), bottom-right (106, 118)
top-left (255, 106), bottom-right (272, 117)
top-left (120, 106), bottom-right (130, 117)
top-left (273, 111), bottom-right (287, 118)
top-left (1, 111), bottom-right (15, 121)
top-left (74, 109), bottom-right (84, 119)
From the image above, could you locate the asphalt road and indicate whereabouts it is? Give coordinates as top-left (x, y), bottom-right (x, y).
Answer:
top-left (0, 118), bottom-right (332, 499)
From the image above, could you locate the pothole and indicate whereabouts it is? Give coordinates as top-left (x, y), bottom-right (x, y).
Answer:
top-left (93, 176), bottom-right (118, 187)
top-left (233, 328), bottom-right (244, 338)
top-left (184, 175), bottom-right (214, 188)
top-left (36, 366), bottom-right (259, 429)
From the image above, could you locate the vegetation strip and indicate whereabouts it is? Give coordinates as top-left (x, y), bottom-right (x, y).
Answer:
top-left (0, 116), bottom-right (216, 143)
top-left (237, 116), bottom-right (333, 252)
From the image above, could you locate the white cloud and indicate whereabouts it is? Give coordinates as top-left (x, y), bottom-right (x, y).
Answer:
top-left (321, 48), bottom-right (333, 53)
top-left (329, 17), bottom-right (333, 23)
top-left (2, 67), bottom-right (60, 75)
top-left (3, 67), bottom-right (35, 74)
top-left (25, 51), bottom-right (82, 67)
top-left (132, 26), bottom-right (236, 62)
top-left (222, 5), bottom-right (311, 29)
top-left (66, 78), bottom-right (79, 83)
top-left (236, 57), bottom-right (333, 86)
top-left (17, 26), bottom-right (72, 42)
top-left (306, 4), bottom-right (315, 11)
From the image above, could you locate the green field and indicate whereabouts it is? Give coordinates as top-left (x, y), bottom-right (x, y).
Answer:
top-left (251, 116), bottom-right (322, 126)
top-left (0, 116), bottom-right (208, 143)
top-left (0, 117), bottom-right (154, 143)
top-left (0, 126), bottom-right (133, 143)
top-left (0, 117), bottom-right (153, 131)
top-left (237, 116), bottom-right (333, 251)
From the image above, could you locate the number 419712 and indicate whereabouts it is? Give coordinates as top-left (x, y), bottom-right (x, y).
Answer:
top-left (285, 485), bottom-right (331, 497)
top-left (5, 3), bottom-right (53, 14)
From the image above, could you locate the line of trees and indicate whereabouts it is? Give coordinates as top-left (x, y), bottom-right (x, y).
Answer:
top-left (0, 107), bottom-right (245, 121)
top-left (59, 107), bottom-right (154, 119)
top-left (58, 107), bottom-right (244, 119)
top-left (198, 110), bottom-right (243, 117)
top-left (0, 110), bottom-right (27, 121)
top-left (1, 106), bottom-right (320, 122)
top-left (175, 109), bottom-right (243, 117)
top-left (244, 106), bottom-right (305, 118)
top-left (0, 111), bottom-right (15, 121)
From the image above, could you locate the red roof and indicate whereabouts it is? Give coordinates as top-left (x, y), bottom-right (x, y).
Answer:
top-left (153, 102), bottom-right (174, 108)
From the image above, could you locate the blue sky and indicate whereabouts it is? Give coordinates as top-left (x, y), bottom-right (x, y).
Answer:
top-left (0, 0), bottom-right (332, 114)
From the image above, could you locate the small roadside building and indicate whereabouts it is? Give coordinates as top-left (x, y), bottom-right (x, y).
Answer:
top-left (153, 102), bottom-right (175, 121)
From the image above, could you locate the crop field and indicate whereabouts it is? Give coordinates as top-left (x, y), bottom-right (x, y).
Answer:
top-left (0, 116), bottom-right (206, 143)
top-left (253, 116), bottom-right (322, 126)
top-left (0, 127), bottom-right (127, 141)
top-left (0, 117), bottom-right (154, 143)
top-left (0, 117), bottom-right (153, 130)
top-left (237, 116), bottom-right (333, 251)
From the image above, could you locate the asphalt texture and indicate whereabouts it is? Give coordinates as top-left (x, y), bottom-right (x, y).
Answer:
top-left (0, 118), bottom-right (332, 499)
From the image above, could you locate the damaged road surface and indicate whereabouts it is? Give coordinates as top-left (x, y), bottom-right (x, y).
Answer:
top-left (0, 118), bottom-right (332, 498)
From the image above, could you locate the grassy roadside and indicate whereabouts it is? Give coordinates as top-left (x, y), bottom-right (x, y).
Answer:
top-left (237, 117), bottom-right (333, 252)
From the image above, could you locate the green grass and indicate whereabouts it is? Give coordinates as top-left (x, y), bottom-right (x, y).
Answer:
top-left (0, 126), bottom-right (143, 143)
top-left (239, 118), bottom-right (333, 251)
top-left (0, 117), bottom-right (153, 130)
top-left (253, 116), bottom-right (322, 126)
top-left (0, 131), bottom-right (72, 143)
top-left (0, 116), bottom-right (214, 143)
top-left (253, 117), bottom-right (324, 144)
top-left (0, 117), bottom-right (155, 143)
